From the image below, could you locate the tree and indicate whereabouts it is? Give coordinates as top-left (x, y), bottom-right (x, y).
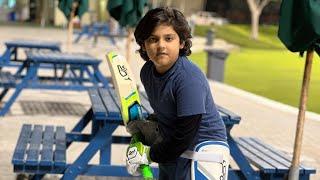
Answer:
top-left (246, 0), bottom-right (274, 40)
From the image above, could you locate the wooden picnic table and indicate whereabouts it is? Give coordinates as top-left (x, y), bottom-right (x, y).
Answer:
top-left (11, 88), bottom-right (240, 179)
top-left (73, 23), bottom-right (126, 45)
top-left (0, 51), bottom-right (110, 116)
top-left (0, 40), bottom-right (61, 67)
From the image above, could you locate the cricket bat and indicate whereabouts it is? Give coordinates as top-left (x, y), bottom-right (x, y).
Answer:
top-left (106, 51), bottom-right (153, 179)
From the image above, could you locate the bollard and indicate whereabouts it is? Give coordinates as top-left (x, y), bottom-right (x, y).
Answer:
top-left (206, 29), bottom-right (215, 46)
top-left (205, 48), bottom-right (229, 82)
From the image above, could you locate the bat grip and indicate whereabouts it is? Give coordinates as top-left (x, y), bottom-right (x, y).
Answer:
top-left (131, 134), bottom-right (154, 179)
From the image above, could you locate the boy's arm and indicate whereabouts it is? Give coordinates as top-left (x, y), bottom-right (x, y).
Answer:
top-left (149, 114), bottom-right (202, 163)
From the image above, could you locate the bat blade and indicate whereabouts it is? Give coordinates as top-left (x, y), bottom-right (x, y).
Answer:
top-left (106, 52), bottom-right (142, 125)
top-left (106, 51), bottom-right (154, 179)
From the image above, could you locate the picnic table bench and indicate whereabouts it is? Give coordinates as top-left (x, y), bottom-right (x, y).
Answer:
top-left (0, 40), bottom-right (61, 67)
top-left (0, 51), bottom-right (110, 116)
top-left (12, 124), bottom-right (66, 174)
top-left (233, 137), bottom-right (316, 179)
top-left (11, 88), bottom-right (316, 179)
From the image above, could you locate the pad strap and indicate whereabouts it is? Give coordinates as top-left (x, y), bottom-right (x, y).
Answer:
top-left (181, 150), bottom-right (223, 163)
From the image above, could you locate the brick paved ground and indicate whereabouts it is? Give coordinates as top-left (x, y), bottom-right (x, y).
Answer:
top-left (0, 26), bottom-right (318, 179)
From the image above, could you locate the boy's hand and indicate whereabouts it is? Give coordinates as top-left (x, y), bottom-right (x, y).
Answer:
top-left (126, 142), bottom-right (151, 166)
top-left (126, 160), bottom-right (141, 176)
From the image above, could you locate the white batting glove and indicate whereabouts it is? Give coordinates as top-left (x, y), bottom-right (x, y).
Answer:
top-left (126, 142), bottom-right (151, 166)
top-left (126, 160), bottom-right (141, 176)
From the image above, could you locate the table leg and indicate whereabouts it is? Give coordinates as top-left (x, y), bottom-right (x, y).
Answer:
top-left (0, 88), bottom-right (9, 101)
top-left (14, 61), bottom-right (28, 76)
top-left (100, 123), bottom-right (113, 165)
top-left (67, 108), bottom-right (93, 148)
top-left (0, 83), bottom-right (23, 116)
top-left (228, 134), bottom-right (259, 179)
top-left (79, 66), bottom-right (84, 84)
top-left (13, 47), bottom-right (18, 62)
top-left (0, 48), bottom-right (12, 67)
top-left (62, 124), bottom-right (118, 179)
top-left (0, 62), bottom-right (33, 115)
top-left (93, 66), bottom-right (110, 88)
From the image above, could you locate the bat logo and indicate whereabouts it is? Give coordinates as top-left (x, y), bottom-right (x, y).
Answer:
top-left (127, 147), bottom-right (138, 159)
top-left (117, 65), bottom-right (131, 81)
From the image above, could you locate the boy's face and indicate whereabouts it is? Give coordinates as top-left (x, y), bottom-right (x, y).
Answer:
top-left (143, 24), bottom-right (184, 74)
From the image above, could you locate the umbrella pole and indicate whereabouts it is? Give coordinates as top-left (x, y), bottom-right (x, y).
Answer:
top-left (67, 1), bottom-right (78, 52)
top-left (288, 49), bottom-right (314, 180)
top-left (126, 28), bottom-right (134, 63)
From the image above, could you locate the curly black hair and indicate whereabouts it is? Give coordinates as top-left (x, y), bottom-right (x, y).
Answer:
top-left (134, 7), bottom-right (192, 61)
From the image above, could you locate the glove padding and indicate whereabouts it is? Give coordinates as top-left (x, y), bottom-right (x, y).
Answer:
top-left (126, 160), bottom-right (141, 176)
top-left (126, 142), bottom-right (151, 175)
top-left (126, 120), bottom-right (162, 146)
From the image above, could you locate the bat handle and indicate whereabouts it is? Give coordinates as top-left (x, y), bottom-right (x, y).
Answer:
top-left (131, 134), bottom-right (154, 179)
top-left (140, 164), bottom-right (154, 179)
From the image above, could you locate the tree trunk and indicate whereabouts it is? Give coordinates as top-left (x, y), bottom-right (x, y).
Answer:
top-left (246, 0), bottom-right (272, 40)
top-left (251, 11), bottom-right (260, 40)
top-left (67, 2), bottom-right (78, 52)
top-left (126, 28), bottom-right (134, 63)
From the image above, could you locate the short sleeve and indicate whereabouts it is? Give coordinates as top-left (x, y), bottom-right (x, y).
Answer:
top-left (176, 79), bottom-right (206, 117)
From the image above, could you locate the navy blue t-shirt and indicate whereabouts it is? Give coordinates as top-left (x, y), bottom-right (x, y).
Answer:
top-left (140, 56), bottom-right (227, 162)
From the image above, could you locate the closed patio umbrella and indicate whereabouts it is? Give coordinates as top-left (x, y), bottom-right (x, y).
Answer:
top-left (107, 0), bottom-right (147, 62)
top-left (58, 0), bottom-right (88, 19)
top-left (58, 0), bottom-right (88, 51)
top-left (278, 0), bottom-right (320, 179)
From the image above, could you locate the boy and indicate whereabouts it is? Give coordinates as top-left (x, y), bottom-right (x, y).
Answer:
top-left (126, 7), bottom-right (228, 180)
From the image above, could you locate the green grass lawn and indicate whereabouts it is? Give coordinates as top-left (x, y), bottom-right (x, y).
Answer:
top-left (190, 24), bottom-right (320, 113)
top-left (190, 50), bottom-right (320, 113)
top-left (194, 24), bottom-right (285, 50)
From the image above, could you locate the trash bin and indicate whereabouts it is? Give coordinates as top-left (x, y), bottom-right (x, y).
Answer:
top-left (8, 11), bottom-right (16, 21)
top-left (206, 29), bottom-right (215, 46)
top-left (205, 48), bottom-right (229, 82)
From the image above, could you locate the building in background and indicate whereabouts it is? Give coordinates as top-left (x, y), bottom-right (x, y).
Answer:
top-left (0, 0), bottom-right (278, 26)
top-left (0, 0), bottom-right (206, 26)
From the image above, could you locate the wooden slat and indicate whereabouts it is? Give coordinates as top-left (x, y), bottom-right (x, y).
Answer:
top-left (6, 40), bottom-right (61, 49)
top-left (239, 137), bottom-right (288, 173)
top-left (250, 138), bottom-right (316, 173)
top-left (235, 137), bottom-right (276, 173)
top-left (26, 51), bottom-right (100, 65)
top-left (12, 124), bottom-right (32, 164)
top-left (40, 126), bottom-right (54, 166)
top-left (54, 126), bottom-right (66, 166)
top-left (236, 137), bottom-right (316, 175)
top-left (244, 138), bottom-right (291, 167)
top-left (26, 125), bottom-right (43, 165)
top-left (12, 124), bottom-right (68, 173)
top-left (88, 88), bottom-right (107, 119)
top-left (107, 88), bottom-right (121, 109)
top-left (99, 88), bottom-right (120, 118)
top-left (239, 144), bottom-right (275, 174)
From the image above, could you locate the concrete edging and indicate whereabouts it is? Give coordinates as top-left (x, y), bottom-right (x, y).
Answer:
top-left (210, 80), bottom-right (320, 122)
